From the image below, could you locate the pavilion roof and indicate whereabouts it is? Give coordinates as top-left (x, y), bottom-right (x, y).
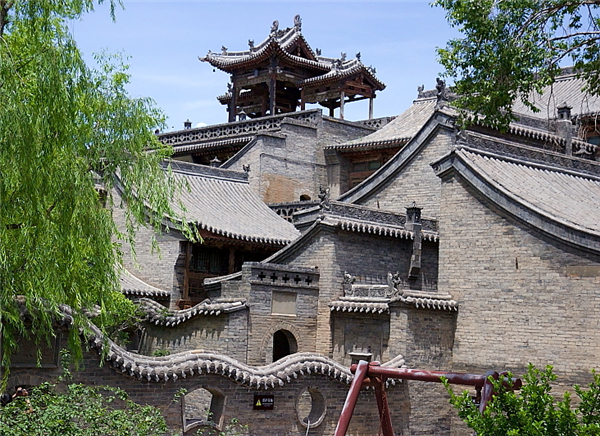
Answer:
top-left (200, 19), bottom-right (384, 89)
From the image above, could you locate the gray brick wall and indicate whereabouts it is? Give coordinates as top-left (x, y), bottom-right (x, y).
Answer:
top-left (438, 174), bottom-right (600, 383)
top-left (358, 130), bottom-right (454, 219)
top-left (112, 192), bottom-right (185, 308)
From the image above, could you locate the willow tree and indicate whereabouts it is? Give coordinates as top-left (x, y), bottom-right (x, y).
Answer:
top-left (436, 0), bottom-right (600, 128)
top-left (0, 1), bottom-right (193, 376)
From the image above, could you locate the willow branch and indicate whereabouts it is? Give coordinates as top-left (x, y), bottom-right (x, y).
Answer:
top-left (0, 0), bottom-right (14, 37)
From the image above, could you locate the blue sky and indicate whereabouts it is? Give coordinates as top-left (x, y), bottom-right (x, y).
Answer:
top-left (71, 1), bottom-right (459, 131)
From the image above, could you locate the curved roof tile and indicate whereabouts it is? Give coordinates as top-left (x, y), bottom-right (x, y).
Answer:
top-left (170, 161), bottom-right (300, 245)
top-left (120, 270), bottom-right (170, 299)
top-left (329, 98), bottom-right (437, 151)
top-left (460, 148), bottom-right (600, 236)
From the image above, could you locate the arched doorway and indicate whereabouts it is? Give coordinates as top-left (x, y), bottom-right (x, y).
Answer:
top-left (273, 329), bottom-right (298, 362)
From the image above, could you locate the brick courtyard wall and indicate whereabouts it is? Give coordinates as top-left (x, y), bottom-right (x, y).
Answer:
top-left (139, 310), bottom-right (248, 363)
top-left (358, 129), bottom-right (454, 219)
top-left (7, 341), bottom-right (422, 436)
top-left (331, 312), bottom-right (391, 366)
top-left (438, 174), bottom-right (600, 385)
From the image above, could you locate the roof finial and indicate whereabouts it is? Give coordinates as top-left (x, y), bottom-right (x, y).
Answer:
top-left (294, 14), bottom-right (302, 31)
top-left (316, 48), bottom-right (322, 56)
top-left (356, 52), bottom-right (361, 62)
top-left (248, 39), bottom-right (254, 50)
top-left (417, 84), bottom-right (425, 98)
top-left (436, 78), bottom-right (447, 108)
top-left (340, 52), bottom-right (347, 62)
top-left (221, 45), bottom-right (228, 55)
top-left (270, 20), bottom-right (279, 35)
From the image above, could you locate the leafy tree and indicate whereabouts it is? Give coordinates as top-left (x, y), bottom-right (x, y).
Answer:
top-left (445, 364), bottom-right (600, 435)
top-left (0, 0), bottom-right (195, 378)
top-left (435, 0), bottom-right (600, 128)
top-left (0, 382), bottom-right (169, 436)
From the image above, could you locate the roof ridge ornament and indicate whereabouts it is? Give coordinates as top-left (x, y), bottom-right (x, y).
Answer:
top-left (340, 52), bottom-right (347, 62)
top-left (221, 45), bottom-right (228, 55)
top-left (294, 14), bottom-right (302, 31)
top-left (356, 52), bottom-right (361, 62)
top-left (436, 77), bottom-right (448, 109)
top-left (248, 39), bottom-right (254, 51)
top-left (270, 20), bottom-right (279, 36)
top-left (318, 185), bottom-right (331, 216)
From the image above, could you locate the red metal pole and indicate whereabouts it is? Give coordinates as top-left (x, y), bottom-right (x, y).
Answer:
top-left (372, 362), bottom-right (395, 436)
top-left (334, 360), bottom-right (369, 436)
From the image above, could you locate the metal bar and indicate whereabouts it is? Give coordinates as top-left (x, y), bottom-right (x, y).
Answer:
top-left (349, 365), bottom-right (521, 391)
top-left (338, 363), bottom-right (523, 433)
top-left (372, 366), bottom-right (394, 436)
top-left (334, 360), bottom-right (369, 436)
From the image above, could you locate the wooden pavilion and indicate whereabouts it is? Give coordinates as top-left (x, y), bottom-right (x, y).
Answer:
top-left (200, 15), bottom-right (385, 122)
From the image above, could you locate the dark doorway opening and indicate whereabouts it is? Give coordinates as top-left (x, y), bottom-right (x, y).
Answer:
top-left (273, 330), bottom-right (297, 362)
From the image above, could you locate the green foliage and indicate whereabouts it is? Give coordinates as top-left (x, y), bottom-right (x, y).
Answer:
top-left (152, 348), bottom-right (171, 357)
top-left (92, 292), bottom-right (144, 346)
top-left (197, 417), bottom-right (249, 436)
top-left (0, 0), bottom-right (196, 378)
top-left (435, 0), bottom-right (600, 129)
top-left (0, 382), bottom-right (168, 436)
top-left (445, 364), bottom-right (600, 436)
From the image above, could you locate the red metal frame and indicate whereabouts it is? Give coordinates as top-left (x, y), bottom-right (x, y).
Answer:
top-left (334, 361), bottom-right (522, 436)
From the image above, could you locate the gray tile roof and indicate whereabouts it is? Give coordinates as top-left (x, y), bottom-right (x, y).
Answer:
top-left (293, 201), bottom-right (439, 241)
top-left (139, 297), bottom-right (247, 327)
top-left (512, 71), bottom-right (600, 119)
top-left (392, 290), bottom-right (458, 311)
top-left (120, 270), bottom-right (170, 299)
top-left (329, 299), bottom-right (390, 314)
top-left (328, 97), bottom-right (437, 151)
top-left (169, 161), bottom-right (300, 245)
top-left (459, 148), bottom-right (600, 236)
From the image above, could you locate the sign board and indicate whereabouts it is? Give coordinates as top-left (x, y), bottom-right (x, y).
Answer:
top-left (253, 394), bottom-right (274, 410)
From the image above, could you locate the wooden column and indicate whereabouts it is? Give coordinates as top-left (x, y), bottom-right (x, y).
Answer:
top-left (269, 56), bottom-right (277, 115)
top-left (300, 88), bottom-right (305, 110)
top-left (369, 96), bottom-right (374, 120)
top-left (339, 91), bottom-right (345, 120)
top-left (183, 241), bottom-right (192, 300)
top-left (228, 248), bottom-right (236, 274)
top-left (228, 81), bottom-right (237, 123)
top-left (261, 93), bottom-right (268, 117)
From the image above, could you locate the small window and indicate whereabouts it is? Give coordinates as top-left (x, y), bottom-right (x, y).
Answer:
top-left (189, 246), bottom-right (229, 275)
top-left (299, 194), bottom-right (311, 201)
top-left (182, 387), bottom-right (225, 433)
top-left (296, 387), bottom-right (327, 428)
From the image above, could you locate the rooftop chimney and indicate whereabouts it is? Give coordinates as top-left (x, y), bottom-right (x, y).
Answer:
top-left (557, 102), bottom-right (572, 120)
top-left (405, 202), bottom-right (422, 280)
top-left (556, 102), bottom-right (573, 155)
